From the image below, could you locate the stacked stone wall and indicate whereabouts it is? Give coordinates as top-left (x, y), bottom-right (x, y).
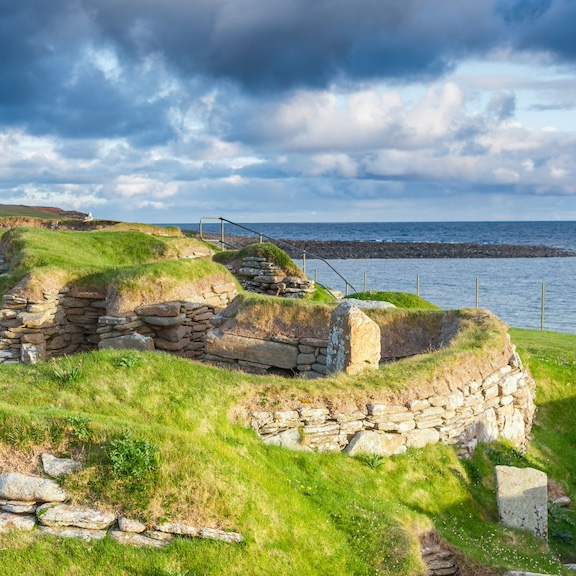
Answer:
top-left (230, 256), bottom-right (314, 298)
top-left (0, 282), bottom-right (238, 364)
top-left (249, 351), bottom-right (535, 454)
top-left (205, 326), bottom-right (328, 377)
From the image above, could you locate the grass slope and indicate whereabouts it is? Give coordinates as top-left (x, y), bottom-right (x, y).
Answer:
top-left (0, 329), bottom-right (574, 575)
top-left (0, 227), bottom-right (220, 297)
top-left (346, 291), bottom-right (441, 310)
top-left (0, 204), bottom-right (68, 220)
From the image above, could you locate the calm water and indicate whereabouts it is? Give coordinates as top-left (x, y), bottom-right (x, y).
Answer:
top-left (172, 221), bottom-right (576, 334)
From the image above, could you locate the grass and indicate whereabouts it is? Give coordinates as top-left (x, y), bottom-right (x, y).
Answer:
top-left (0, 205), bottom-right (68, 220)
top-left (0, 328), bottom-right (574, 575)
top-left (346, 291), bottom-right (441, 310)
top-left (0, 227), bottom-right (228, 298)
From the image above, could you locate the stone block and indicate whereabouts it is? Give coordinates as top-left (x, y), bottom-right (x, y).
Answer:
top-left (495, 466), bottom-right (547, 538)
top-left (326, 303), bottom-right (380, 375)
top-left (205, 330), bottom-right (298, 369)
top-left (0, 512), bottom-right (36, 533)
top-left (136, 302), bottom-right (181, 317)
top-left (37, 503), bottom-right (116, 530)
top-left (140, 314), bottom-right (186, 327)
top-left (0, 473), bottom-right (66, 502)
top-left (406, 428), bottom-right (440, 448)
top-left (343, 430), bottom-right (404, 456)
top-left (98, 333), bottom-right (155, 352)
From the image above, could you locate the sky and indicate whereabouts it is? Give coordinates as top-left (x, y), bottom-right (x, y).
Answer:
top-left (1, 0), bottom-right (576, 224)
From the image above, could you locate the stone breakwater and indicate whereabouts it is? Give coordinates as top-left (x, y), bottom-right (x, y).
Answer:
top-left (278, 240), bottom-right (576, 259)
top-left (249, 352), bottom-right (535, 456)
top-left (202, 234), bottom-right (575, 259)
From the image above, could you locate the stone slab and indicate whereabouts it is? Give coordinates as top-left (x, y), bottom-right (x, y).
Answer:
top-left (495, 466), bottom-right (548, 538)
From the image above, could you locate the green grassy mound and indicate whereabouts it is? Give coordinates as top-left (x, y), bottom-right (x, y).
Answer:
top-left (346, 291), bottom-right (441, 310)
top-left (0, 328), bottom-right (574, 575)
top-left (0, 226), bottom-right (222, 299)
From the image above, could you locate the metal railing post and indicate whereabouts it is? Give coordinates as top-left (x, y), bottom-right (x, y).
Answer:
top-left (476, 278), bottom-right (479, 308)
top-left (417, 274), bottom-right (420, 297)
top-left (302, 252), bottom-right (306, 275)
top-left (220, 219), bottom-right (225, 250)
top-left (259, 234), bottom-right (263, 244)
top-left (345, 282), bottom-right (349, 296)
top-left (363, 272), bottom-right (367, 292)
top-left (541, 282), bottom-right (545, 331)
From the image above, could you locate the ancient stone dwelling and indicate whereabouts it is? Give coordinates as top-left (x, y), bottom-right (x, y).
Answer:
top-left (0, 241), bottom-right (535, 459)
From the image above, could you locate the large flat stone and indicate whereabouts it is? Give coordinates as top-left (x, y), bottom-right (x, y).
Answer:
top-left (205, 330), bottom-right (298, 369)
top-left (155, 324), bottom-right (189, 342)
top-left (343, 430), bottom-right (404, 456)
top-left (495, 466), bottom-right (548, 538)
top-left (110, 529), bottom-right (170, 548)
top-left (140, 314), bottom-right (186, 327)
top-left (37, 503), bottom-right (116, 530)
top-left (0, 473), bottom-right (67, 502)
top-left (136, 303), bottom-right (181, 317)
top-left (41, 453), bottom-right (82, 478)
top-left (39, 525), bottom-right (107, 541)
top-left (98, 332), bottom-right (155, 351)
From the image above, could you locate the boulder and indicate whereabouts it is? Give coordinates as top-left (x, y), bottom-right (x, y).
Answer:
top-left (495, 466), bottom-right (548, 538)
top-left (0, 473), bottom-right (67, 502)
top-left (41, 454), bottom-right (82, 478)
top-left (326, 302), bottom-right (381, 375)
top-left (343, 430), bottom-right (404, 456)
top-left (37, 503), bottom-right (116, 530)
top-left (98, 332), bottom-right (155, 352)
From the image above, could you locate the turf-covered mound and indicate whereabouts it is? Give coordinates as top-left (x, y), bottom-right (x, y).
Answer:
top-left (0, 226), bottom-right (217, 300)
top-left (346, 290), bottom-right (441, 310)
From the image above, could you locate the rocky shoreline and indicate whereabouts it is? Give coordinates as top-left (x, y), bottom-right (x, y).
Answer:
top-left (204, 234), bottom-right (575, 259)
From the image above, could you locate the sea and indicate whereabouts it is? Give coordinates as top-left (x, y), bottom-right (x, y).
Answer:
top-left (174, 221), bottom-right (576, 335)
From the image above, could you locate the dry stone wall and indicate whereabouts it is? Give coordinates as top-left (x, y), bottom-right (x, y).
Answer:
top-left (249, 350), bottom-right (535, 455)
top-left (0, 469), bottom-right (243, 546)
top-left (206, 322), bottom-right (329, 377)
top-left (227, 256), bottom-right (314, 298)
top-left (0, 282), bottom-right (238, 364)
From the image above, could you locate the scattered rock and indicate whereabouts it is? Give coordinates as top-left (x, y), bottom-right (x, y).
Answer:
top-left (0, 473), bottom-right (67, 502)
top-left (41, 453), bottom-right (82, 478)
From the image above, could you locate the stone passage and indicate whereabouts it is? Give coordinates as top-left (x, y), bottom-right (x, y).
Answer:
top-left (250, 351), bottom-right (535, 454)
top-left (495, 465), bottom-right (548, 539)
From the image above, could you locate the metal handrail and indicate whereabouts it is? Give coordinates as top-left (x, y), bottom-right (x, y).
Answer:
top-left (199, 216), bottom-right (357, 296)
